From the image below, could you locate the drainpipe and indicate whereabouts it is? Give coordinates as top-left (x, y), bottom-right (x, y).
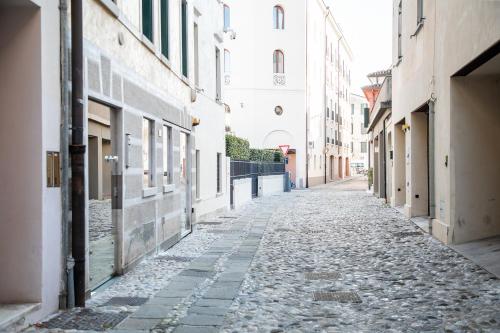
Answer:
top-left (428, 98), bottom-right (436, 232)
top-left (305, 1), bottom-right (309, 188)
top-left (323, 8), bottom-right (330, 184)
top-left (70, 0), bottom-right (86, 307)
top-left (337, 36), bottom-right (342, 168)
top-left (59, 0), bottom-right (75, 309)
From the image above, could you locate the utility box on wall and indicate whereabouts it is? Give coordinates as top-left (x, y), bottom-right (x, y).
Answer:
top-left (46, 151), bottom-right (61, 188)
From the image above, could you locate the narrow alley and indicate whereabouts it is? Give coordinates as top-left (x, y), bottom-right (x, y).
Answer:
top-left (31, 178), bottom-right (500, 333)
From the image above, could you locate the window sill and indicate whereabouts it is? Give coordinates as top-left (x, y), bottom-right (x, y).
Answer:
top-left (143, 187), bottom-right (158, 198)
top-left (216, 192), bottom-right (224, 198)
top-left (98, 0), bottom-right (119, 18)
top-left (160, 55), bottom-right (172, 70)
top-left (411, 20), bottom-right (425, 38)
top-left (181, 75), bottom-right (191, 87)
top-left (163, 184), bottom-right (175, 193)
top-left (141, 36), bottom-right (156, 53)
top-left (394, 57), bottom-right (403, 68)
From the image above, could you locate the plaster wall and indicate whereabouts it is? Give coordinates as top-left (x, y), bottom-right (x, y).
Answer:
top-left (0, 0), bottom-right (62, 323)
top-left (393, 123), bottom-right (406, 207)
top-left (191, 0), bottom-right (228, 220)
top-left (392, 0), bottom-right (500, 243)
top-left (450, 76), bottom-right (500, 244)
top-left (259, 175), bottom-right (285, 197)
top-left (0, 2), bottom-right (43, 305)
top-left (232, 178), bottom-right (252, 210)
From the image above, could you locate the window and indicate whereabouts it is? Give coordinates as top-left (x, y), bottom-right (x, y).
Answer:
top-left (351, 104), bottom-right (355, 115)
top-left (223, 4), bottom-right (230, 31)
top-left (326, 107), bottom-right (330, 119)
top-left (142, 0), bottom-right (153, 42)
top-left (194, 22), bottom-right (199, 86)
top-left (160, 0), bottom-right (169, 58)
top-left (273, 5), bottom-right (284, 29)
top-left (417, 0), bottom-right (424, 24)
top-left (215, 47), bottom-right (221, 101)
top-left (361, 142), bottom-right (367, 153)
top-left (216, 153), bottom-right (222, 193)
top-left (181, 0), bottom-right (188, 77)
top-left (274, 105), bottom-right (283, 115)
top-left (398, 0), bottom-right (402, 60)
top-left (143, 118), bottom-right (154, 188)
top-left (163, 125), bottom-right (172, 185)
top-left (224, 49), bottom-right (231, 73)
top-left (273, 50), bottom-right (284, 73)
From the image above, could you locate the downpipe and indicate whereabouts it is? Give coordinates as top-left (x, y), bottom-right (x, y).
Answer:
top-left (59, 0), bottom-right (75, 309)
top-left (428, 98), bottom-right (436, 234)
top-left (70, 0), bottom-right (87, 307)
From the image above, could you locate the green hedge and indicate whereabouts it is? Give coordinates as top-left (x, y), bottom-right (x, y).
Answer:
top-left (250, 149), bottom-right (283, 162)
top-left (226, 135), bottom-right (284, 162)
top-left (225, 135), bottom-right (250, 160)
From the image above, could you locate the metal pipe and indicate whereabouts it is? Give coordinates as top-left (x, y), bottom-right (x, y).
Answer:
top-left (59, 0), bottom-right (75, 310)
top-left (70, 0), bottom-right (86, 307)
top-left (428, 99), bottom-right (436, 230)
top-left (305, 1), bottom-right (309, 188)
top-left (337, 36), bottom-right (342, 173)
top-left (323, 8), bottom-right (330, 184)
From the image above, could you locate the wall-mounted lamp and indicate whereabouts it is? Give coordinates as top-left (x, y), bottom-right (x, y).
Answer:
top-left (192, 117), bottom-right (201, 127)
top-left (402, 124), bottom-right (410, 132)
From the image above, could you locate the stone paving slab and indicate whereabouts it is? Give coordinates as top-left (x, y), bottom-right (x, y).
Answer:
top-left (115, 318), bottom-right (162, 330)
top-left (130, 305), bottom-right (173, 319)
top-left (172, 325), bottom-right (219, 333)
top-left (179, 314), bottom-right (224, 326)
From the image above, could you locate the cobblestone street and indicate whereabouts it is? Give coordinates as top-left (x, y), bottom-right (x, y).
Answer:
top-left (31, 177), bottom-right (500, 333)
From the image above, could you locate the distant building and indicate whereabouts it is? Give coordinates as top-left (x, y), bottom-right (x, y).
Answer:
top-left (350, 93), bottom-right (369, 172)
top-left (223, 0), bottom-right (354, 188)
top-left (365, 70), bottom-right (392, 202)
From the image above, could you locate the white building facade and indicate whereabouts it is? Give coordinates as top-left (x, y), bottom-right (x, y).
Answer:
top-left (223, 0), bottom-right (354, 188)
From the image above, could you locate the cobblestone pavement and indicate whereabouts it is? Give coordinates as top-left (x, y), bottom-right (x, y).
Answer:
top-left (29, 178), bottom-right (500, 333)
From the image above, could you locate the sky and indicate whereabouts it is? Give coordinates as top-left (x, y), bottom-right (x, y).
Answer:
top-left (326, 0), bottom-right (393, 95)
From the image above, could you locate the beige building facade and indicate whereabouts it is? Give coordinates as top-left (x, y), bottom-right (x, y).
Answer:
top-left (391, 0), bottom-right (500, 245)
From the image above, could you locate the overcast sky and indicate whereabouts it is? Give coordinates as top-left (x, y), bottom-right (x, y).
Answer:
top-left (326, 0), bottom-right (393, 95)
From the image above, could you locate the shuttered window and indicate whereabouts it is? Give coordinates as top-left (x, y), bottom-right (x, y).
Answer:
top-left (142, 0), bottom-right (153, 42)
top-left (160, 0), bottom-right (169, 58)
top-left (181, 0), bottom-right (188, 77)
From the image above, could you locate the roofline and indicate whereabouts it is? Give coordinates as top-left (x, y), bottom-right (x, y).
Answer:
top-left (312, 0), bottom-right (354, 60)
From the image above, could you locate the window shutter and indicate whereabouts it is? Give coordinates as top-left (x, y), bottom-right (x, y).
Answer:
top-left (160, 0), bottom-right (169, 58)
top-left (142, 0), bottom-right (153, 42)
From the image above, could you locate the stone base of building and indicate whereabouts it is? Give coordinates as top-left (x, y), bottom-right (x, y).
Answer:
top-left (432, 219), bottom-right (450, 244)
top-left (308, 176), bottom-right (327, 187)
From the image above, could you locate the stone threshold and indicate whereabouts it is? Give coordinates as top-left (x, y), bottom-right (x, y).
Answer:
top-left (450, 235), bottom-right (500, 279)
top-left (0, 303), bottom-right (41, 331)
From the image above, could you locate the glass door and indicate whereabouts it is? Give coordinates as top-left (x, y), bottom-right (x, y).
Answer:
top-left (179, 131), bottom-right (191, 235)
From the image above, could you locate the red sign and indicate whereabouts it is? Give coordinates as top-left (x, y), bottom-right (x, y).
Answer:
top-left (279, 145), bottom-right (290, 156)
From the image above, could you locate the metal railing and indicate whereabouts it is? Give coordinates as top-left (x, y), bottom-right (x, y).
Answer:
top-left (230, 160), bottom-right (286, 204)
